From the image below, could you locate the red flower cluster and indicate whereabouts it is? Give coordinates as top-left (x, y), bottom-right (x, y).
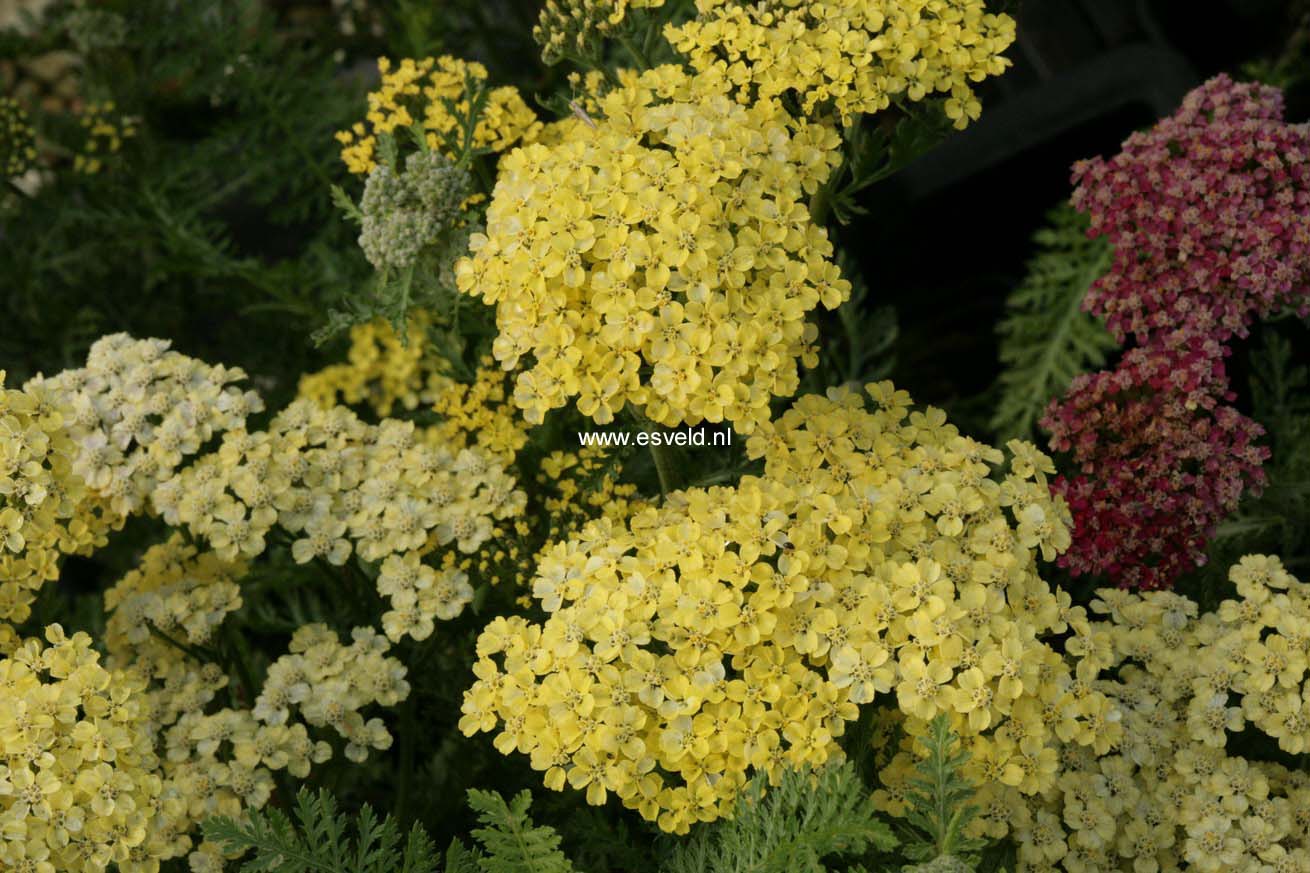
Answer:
top-left (1043, 76), bottom-right (1309, 589)
top-left (1072, 75), bottom-right (1310, 345)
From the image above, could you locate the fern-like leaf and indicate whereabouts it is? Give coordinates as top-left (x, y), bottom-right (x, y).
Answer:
top-left (992, 204), bottom-right (1116, 440)
top-left (466, 788), bottom-right (577, 873)
top-left (898, 717), bottom-right (985, 864)
top-left (660, 762), bottom-right (896, 873)
top-left (204, 788), bottom-right (438, 873)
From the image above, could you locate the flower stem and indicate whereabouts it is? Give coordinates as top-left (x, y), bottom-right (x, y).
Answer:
top-left (649, 441), bottom-right (676, 495)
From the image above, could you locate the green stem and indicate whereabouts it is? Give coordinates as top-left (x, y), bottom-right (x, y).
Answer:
top-left (616, 32), bottom-right (651, 69)
top-left (146, 622), bottom-right (220, 664)
top-left (649, 441), bottom-right (676, 495)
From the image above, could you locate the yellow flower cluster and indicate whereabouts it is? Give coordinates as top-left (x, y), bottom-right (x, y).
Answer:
top-left (95, 539), bottom-right (409, 872)
top-left (461, 382), bottom-right (1109, 832)
top-left (71, 101), bottom-right (137, 174)
top-left (298, 314), bottom-right (443, 418)
top-left (1002, 555), bottom-right (1310, 872)
top-left (154, 399), bottom-right (525, 642)
top-left (534, 0), bottom-right (666, 64)
top-left (30, 333), bottom-right (263, 519)
top-left (0, 625), bottom-right (165, 873)
top-left (456, 64), bottom-right (847, 431)
top-left (2, 96), bottom-right (38, 178)
top-left (336, 56), bottom-right (542, 175)
top-left (0, 369), bottom-right (104, 627)
top-left (103, 533), bottom-right (246, 679)
top-left (251, 624), bottom-right (409, 762)
top-left (299, 314), bottom-right (530, 463)
top-left (666, 0), bottom-right (1016, 127)
top-left (535, 446), bottom-right (644, 548)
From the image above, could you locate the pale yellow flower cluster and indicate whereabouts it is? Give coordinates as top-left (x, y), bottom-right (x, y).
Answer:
top-left (534, 0), bottom-right (666, 64)
top-left (998, 555), bottom-right (1310, 872)
top-left (0, 369), bottom-right (107, 629)
top-left (0, 625), bottom-right (165, 873)
top-left (30, 333), bottom-right (263, 519)
top-left (335, 56), bottom-right (543, 175)
top-left (104, 533), bottom-right (246, 679)
top-left (3, 335), bottom-right (257, 631)
top-left (666, 0), bottom-right (1016, 127)
top-left (95, 539), bottom-right (408, 872)
top-left (154, 399), bottom-right (525, 642)
top-left (461, 382), bottom-right (1110, 832)
top-left (251, 624), bottom-right (409, 762)
top-left (456, 64), bottom-right (847, 431)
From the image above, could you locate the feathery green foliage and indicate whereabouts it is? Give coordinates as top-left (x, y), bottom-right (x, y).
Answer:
top-left (991, 204), bottom-right (1116, 441)
top-left (660, 762), bottom-right (896, 873)
top-left (465, 789), bottom-right (578, 873)
top-left (204, 787), bottom-right (441, 873)
top-left (897, 716), bottom-right (985, 865)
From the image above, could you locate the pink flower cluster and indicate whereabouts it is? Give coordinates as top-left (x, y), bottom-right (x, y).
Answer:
top-left (1043, 75), bottom-right (1309, 589)
top-left (1072, 75), bottom-right (1310, 345)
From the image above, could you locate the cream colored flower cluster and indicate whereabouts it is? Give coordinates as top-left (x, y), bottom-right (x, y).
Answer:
top-left (252, 624), bottom-right (409, 762)
top-left (998, 555), bottom-right (1310, 872)
top-left (104, 532), bottom-right (246, 678)
top-left (154, 399), bottom-right (525, 642)
top-left (30, 333), bottom-right (263, 518)
top-left (2, 334), bottom-right (257, 632)
top-left (461, 382), bottom-right (1110, 832)
top-left (666, 0), bottom-right (1016, 127)
top-left (456, 64), bottom-right (847, 431)
top-left (94, 540), bottom-right (408, 872)
top-left (335, 56), bottom-right (543, 175)
top-left (0, 625), bottom-right (165, 873)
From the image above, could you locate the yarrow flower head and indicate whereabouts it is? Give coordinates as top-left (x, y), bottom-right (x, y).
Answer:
top-left (155, 399), bottom-right (525, 642)
top-left (103, 533), bottom-right (247, 678)
top-left (29, 333), bottom-right (263, 519)
top-left (462, 382), bottom-right (1111, 833)
top-left (1006, 555), bottom-right (1310, 871)
top-left (96, 541), bottom-right (406, 871)
top-left (0, 369), bottom-right (102, 626)
top-left (335, 56), bottom-right (542, 175)
top-left (666, 0), bottom-right (1016, 127)
top-left (456, 64), bottom-right (847, 430)
top-left (0, 624), bottom-right (165, 873)
top-left (1072, 74), bottom-right (1310, 347)
top-left (1043, 328), bottom-right (1269, 590)
top-left (71, 100), bottom-right (137, 175)
top-left (1044, 76), bottom-right (1306, 590)
top-left (356, 149), bottom-right (474, 273)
